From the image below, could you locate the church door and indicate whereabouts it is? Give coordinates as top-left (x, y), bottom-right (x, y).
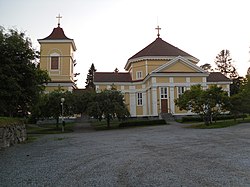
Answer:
top-left (160, 87), bottom-right (168, 113)
top-left (161, 99), bottom-right (168, 113)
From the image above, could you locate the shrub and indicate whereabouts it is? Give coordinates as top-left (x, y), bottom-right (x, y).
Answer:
top-left (181, 114), bottom-right (248, 123)
top-left (119, 119), bottom-right (166, 128)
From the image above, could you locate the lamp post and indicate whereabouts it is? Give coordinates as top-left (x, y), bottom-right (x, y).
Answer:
top-left (61, 97), bottom-right (65, 132)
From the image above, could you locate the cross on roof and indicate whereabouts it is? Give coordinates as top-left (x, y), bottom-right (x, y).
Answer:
top-left (56, 14), bottom-right (62, 27)
top-left (155, 25), bottom-right (161, 38)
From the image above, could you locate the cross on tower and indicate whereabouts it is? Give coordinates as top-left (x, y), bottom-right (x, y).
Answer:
top-left (155, 25), bottom-right (161, 38)
top-left (56, 14), bottom-right (62, 27)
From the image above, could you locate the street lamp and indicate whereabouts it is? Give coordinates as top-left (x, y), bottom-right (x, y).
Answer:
top-left (61, 97), bottom-right (65, 132)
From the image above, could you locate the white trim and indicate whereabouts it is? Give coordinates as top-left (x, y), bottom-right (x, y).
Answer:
top-left (137, 92), bottom-right (143, 106)
top-left (38, 39), bottom-right (77, 51)
top-left (186, 77), bottom-right (190, 83)
top-left (46, 82), bottom-right (74, 87)
top-left (152, 88), bottom-right (158, 116)
top-left (124, 56), bottom-right (199, 70)
top-left (136, 71), bottom-right (143, 80)
top-left (145, 60), bottom-right (148, 75)
top-left (169, 86), bottom-right (175, 114)
top-left (143, 92), bottom-right (147, 115)
top-left (152, 56), bottom-right (205, 73)
top-left (147, 90), bottom-right (151, 115)
top-left (129, 93), bottom-right (136, 116)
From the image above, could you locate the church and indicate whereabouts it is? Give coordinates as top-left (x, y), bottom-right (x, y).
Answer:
top-left (93, 27), bottom-right (231, 117)
top-left (38, 17), bottom-right (231, 118)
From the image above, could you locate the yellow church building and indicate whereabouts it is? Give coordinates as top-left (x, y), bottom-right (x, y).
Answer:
top-left (94, 27), bottom-right (231, 117)
top-left (38, 17), bottom-right (77, 92)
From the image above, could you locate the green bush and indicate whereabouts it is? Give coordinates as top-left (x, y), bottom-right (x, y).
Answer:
top-left (119, 119), bottom-right (166, 128)
top-left (181, 114), bottom-right (248, 123)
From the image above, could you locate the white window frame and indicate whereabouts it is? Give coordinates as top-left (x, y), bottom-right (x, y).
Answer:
top-left (177, 86), bottom-right (186, 98)
top-left (136, 71), bottom-right (143, 80)
top-left (160, 87), bottom-right (168, 99)
top-left (137, 92), bottom-right (143, 106)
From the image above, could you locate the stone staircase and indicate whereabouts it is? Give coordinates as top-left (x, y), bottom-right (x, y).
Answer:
top-left (160, 113), bottom-right (175, 122)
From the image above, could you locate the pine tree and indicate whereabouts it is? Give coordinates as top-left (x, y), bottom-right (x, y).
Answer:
top-left (215, 49), bottom-right (238, 79)
top-left (85, 63), bottom-right (96, 90)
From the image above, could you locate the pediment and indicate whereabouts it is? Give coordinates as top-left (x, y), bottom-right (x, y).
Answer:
top-left (153, 56), bottom-right (206, 73)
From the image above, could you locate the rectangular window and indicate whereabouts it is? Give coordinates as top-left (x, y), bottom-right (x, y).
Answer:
top-left (51, 56), bottom-right (59, 70)
top-left (160, 87), bottom-right (168, 99)
top-left (137, 92), bottom-right (143, 106)
top-left (177, 86), bottom-right (186, 97)
top-left (136, 71), bottom-right (142, 79)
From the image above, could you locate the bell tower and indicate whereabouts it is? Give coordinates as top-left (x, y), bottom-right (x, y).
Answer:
top-left (38, 14), bottom-right (77, 92)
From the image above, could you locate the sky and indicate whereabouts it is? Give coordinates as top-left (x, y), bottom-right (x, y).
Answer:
top-left (1, 0), bottom-right (250, 88)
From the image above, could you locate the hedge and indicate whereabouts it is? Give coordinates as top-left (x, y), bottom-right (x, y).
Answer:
top-left (181, 114), bottom-right (248, 123)
top-left (119, 119), bottom-right (166, 128)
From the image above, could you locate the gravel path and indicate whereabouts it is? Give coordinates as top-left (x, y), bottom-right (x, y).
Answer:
top-left (1, 122), bottom-right (250, 186)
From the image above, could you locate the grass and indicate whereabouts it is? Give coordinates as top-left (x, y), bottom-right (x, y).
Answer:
top-left (186, 116), bottom-right (250, 129)
top-left (26, 122), bottom-right (76, 134)
top-left (0, 117), bottom-right (24, 127)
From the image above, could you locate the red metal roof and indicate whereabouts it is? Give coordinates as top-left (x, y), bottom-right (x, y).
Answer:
top-left (129, 37), bottom-right (196, 60)
top-left (39, 26), bottom-right (72, 40)
top-left (207, 72), bottom-right (231, 82)
top-left (94, 72), bottom-right (230, 83)
top-left (94, 72), bottom-right (132, 82)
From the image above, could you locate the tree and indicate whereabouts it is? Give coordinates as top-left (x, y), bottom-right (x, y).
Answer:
top-left (200, 63), bottom-right (214, 72)
top-left (0, 27), bottom-right (50, 117)
top-left (85, 63), bottom-right (96, 90)
top-left (87, 89), bottom-right (130, 127)
top-left (175, 85), bottom-right (230, 125)
top-left (215, 49), bottom-right (238, 79)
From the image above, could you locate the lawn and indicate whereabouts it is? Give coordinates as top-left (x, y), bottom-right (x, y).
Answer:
top-left (26, 122), bottom-right (76, 134)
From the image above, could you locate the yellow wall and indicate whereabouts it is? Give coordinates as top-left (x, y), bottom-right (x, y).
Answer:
top-left (174, 77), bottom-right (185, 83)
top-left (40, 42), bottom-right (74, 87)
top-left (147, 60), bottom-right (166, 73)
top-left (156, 77), bottom-right (169, 83)
top-left (132, 60), bottom-right (146, 80)
top-left (190, 77), bottom-right (203, 83)
top-left (162, 61), bottom-right (195, 72)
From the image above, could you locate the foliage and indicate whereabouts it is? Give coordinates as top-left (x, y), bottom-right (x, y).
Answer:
top-left (230, 76), bottom-right (250, 117)
top-left (230, 76), bottom-right (244, 95)
top-left (85, 63), bottom-right (96, 90)
top-left (181, 114), bottom-right (247, 123)
top-left (119, 119), bottom-right (166, 128)
top-left (200, 63), bottom-right (213, 72)
top-left (87, 89), bottom-right (130, 127)
top-left (215, 49), bottom-right (238, 79)
top-left (0, 27), bottom-right (50, 117)
top-left (0, 117), bottom-right (24, 127)
top-left (187, 120), bottom-right (239, 129)
top-left (175, 85), bottom-right (230, 125)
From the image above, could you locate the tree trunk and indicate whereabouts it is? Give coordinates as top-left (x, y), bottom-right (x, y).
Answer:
top-left (107, 115), bottom-right (110, 128)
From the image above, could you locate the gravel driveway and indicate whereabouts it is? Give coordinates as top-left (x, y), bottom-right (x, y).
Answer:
top-left (1, 122), bottom-right (250, 187)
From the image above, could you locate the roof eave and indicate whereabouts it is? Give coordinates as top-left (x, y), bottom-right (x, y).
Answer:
top-left (124, 56), bottom-right (199, 70)
top-left (37, 39), bottom-right (77, 51)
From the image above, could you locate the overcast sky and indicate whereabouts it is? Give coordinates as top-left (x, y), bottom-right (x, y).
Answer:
top-left (1, 0), bottom-right (250, 88)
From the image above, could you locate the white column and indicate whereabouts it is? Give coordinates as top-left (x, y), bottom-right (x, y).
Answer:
top-left (129, 93), bottom-right (136, 117)
top-left (145, 60), bottom-right (148, 75)
top-left (152, 87), bottom-right (158, 116)
top-left (147, 90), bottom-right (151, 115)
top-left (143, 92), bottom-right (147, 115)
top-left (169, 86), bottom-right (175, 114)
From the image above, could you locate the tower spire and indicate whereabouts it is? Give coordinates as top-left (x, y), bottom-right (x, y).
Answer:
top-left (155, 25), bottom-right (161, 38)
top-left (56, 14), bottom-right (62, 27)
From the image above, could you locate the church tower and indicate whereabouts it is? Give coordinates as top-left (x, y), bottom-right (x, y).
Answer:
top-left (38, 15), bottom-right (77, 92)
